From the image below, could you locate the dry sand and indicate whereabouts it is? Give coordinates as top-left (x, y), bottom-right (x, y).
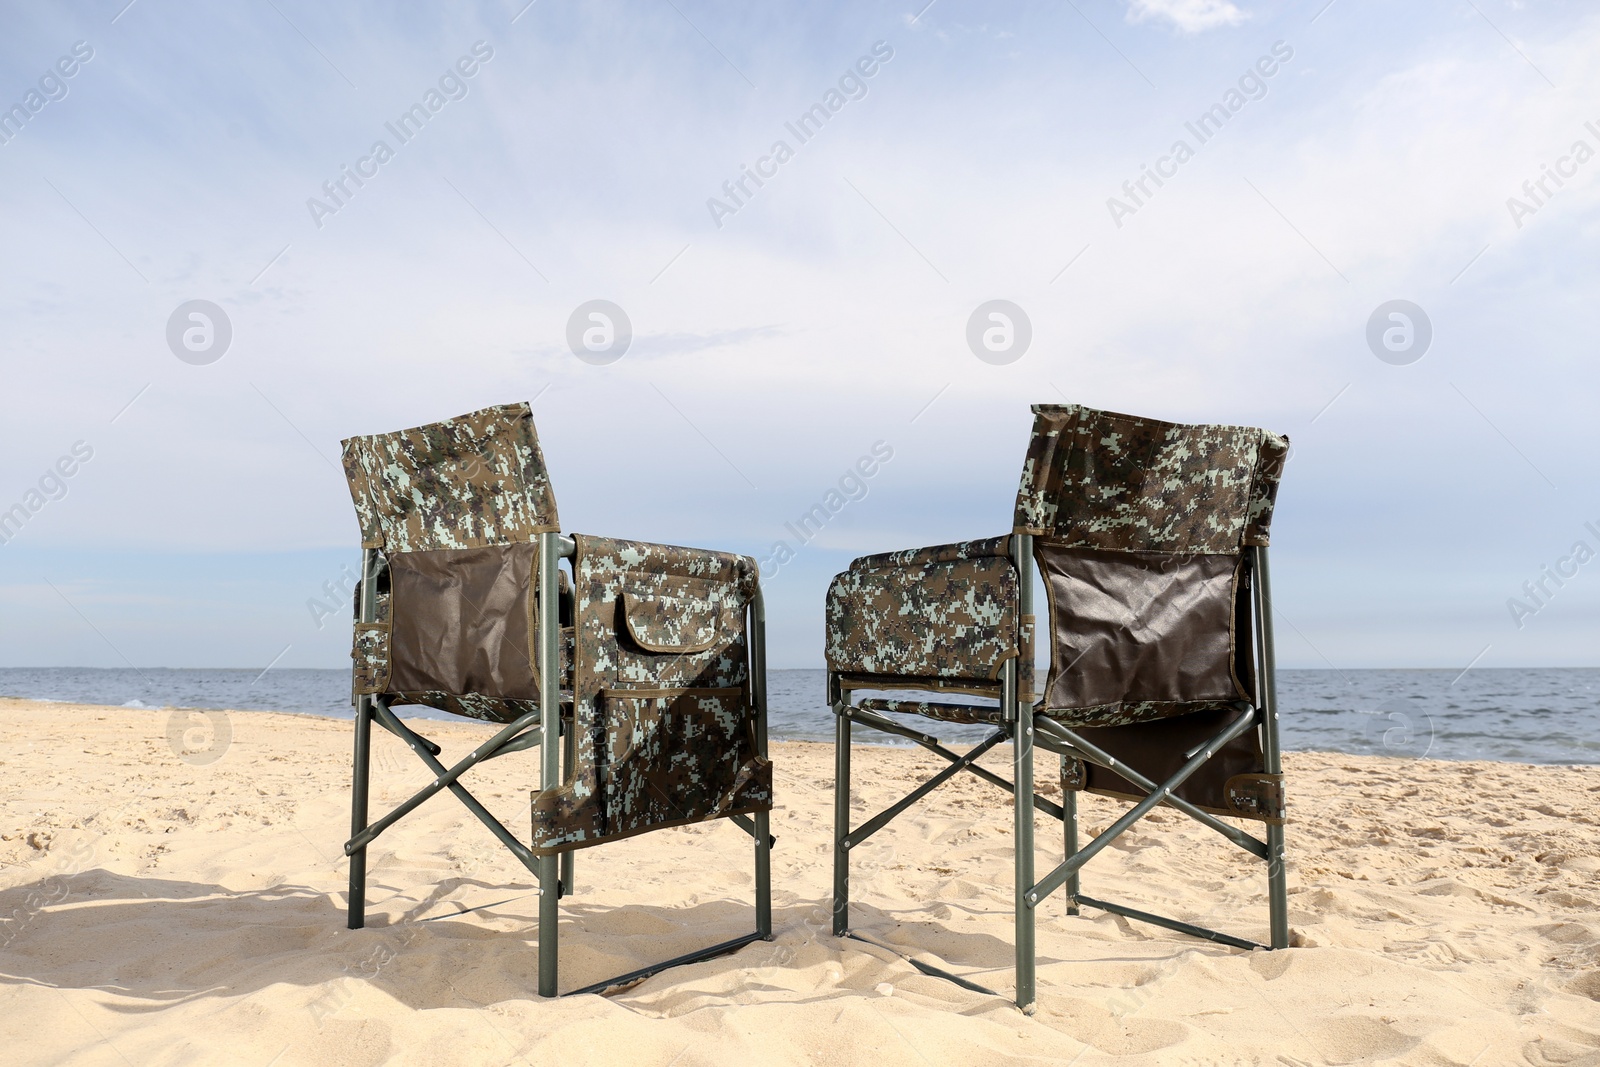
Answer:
top-left (0, 697), bottom-right (1597, 1066)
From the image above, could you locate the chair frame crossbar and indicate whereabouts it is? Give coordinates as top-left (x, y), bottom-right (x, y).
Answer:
top-left (346, 531), bottom-right (773, 997)
top-left (831, 535), bottom-right (1289, 1012)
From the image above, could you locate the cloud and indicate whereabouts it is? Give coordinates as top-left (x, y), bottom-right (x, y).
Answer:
top-left (1124, 0), bottom-right (1246, 33)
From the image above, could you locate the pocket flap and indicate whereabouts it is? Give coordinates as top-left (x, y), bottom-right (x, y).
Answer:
top-left (621, 591), bottom-right (721, 654)
top-left (351, 622), bottom-right (391, 695)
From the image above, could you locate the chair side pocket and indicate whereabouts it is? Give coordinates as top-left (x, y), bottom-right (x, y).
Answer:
top-left (600, 687), bottom-right (771, 840)
top-left (352, 623), bottom-right (391, 695)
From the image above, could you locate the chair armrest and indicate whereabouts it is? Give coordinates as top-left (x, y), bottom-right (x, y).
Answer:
top-left (825, 536), bottom-right (1025, 685)
top-left (849, 534), bottom-right (1013, 572)
top-left (572, 534), bottom-right (758, 691)
top-left (531, 533), bottom-right (770, 854)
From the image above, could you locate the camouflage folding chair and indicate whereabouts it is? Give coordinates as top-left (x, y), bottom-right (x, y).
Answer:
top-left (340, 402), bottom-right (773, 997)
top-left (827, 403), bottom-right (1289, 1012)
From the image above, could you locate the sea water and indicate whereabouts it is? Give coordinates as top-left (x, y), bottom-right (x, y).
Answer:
top-left (1, 666), bottom-right (1595, 764)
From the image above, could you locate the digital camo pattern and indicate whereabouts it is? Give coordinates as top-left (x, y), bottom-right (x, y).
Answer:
top-left (621, 590), bottom-right (719, 653)
top-left (853, 698), bottom-right (1006, 726)
top-left (576, 536), bottom-right (756, 692)
top-left (390, 692), bottom-right (545, 724)
top-left (836, 673), bottom-right (1009, 701)
top-left (341, 402), bottom-right (559, 553)
top-left (1062, 757), bottom-right (1086, 789)
top-left (603, 689), bottom-right (767, 835)
top-left (530, 534), bottom-right (770, 855)
top-left (1225, 772), bottom-right (1286, 824)
top-left (1242, 433), bottom-right (1289, 548)
top-left (1013, 404), bottom-right (1289, 552)
top-left (350, 581), bottom-right (392, 699)
top-left (352, 625), bottom-right (390, 695)
top-left (853, 695), bottom-right (1242, 729)
top-left (825, 537), bottom-right (1021, 682)
top-left (849, 534), bottom-right (1011, 572)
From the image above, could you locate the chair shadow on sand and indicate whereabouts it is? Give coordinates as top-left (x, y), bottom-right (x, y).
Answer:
top-left (0, 867), bottom-right (737, 1011)
top-left (0, 867), bottom-right (1128, 1013)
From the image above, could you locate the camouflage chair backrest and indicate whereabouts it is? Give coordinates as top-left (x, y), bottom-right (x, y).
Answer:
top-left (1013, 403), bottom-right (1288, 725)
top-left (341, 402), bottom-right (559, 553)
top-left (1014, 403), bottom-right (1286, 553)
top-left (339, 403), bottom-right (562, 723)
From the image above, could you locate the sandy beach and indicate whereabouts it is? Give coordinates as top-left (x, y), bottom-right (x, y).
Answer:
top-left (0, 697), bottom-right (1596, 1066)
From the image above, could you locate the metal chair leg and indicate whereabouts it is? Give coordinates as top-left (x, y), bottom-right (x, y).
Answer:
top-left (1266, 824), bottom-right (1288, 948)
top-left (755, 808), bottom-right (772, 939)
top-left (536, 531), bottom-right (561, 997)
top-left (348, 546), bottom-right (379, 932)
top-left (752, 589), bottom-right (772, 940)
top-left (1011, 532), bottom-right (1037, 1012)
top-left (537, 853), bottom-right (559, 995)
top-left (1253, 544), bottom-right (1290, 950)
top-left (560, 716), bottom-right (575, 898)
top-left (1010, 663), bottom-right (1036, 1014)
top-left (832, 682), bottom-right (851, 938)
top-left (348, 694), bottom-right (371, 930)
top-left (1262, 704), bottom-right (1289, 948)
top-left (1061, 756), bottom-right (1079, 917)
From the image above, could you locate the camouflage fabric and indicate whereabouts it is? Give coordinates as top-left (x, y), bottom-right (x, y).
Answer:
top-left (342, 402), bottom-right (562, 713)
top-left (341, 402), bottom-right (559, 553)
top-left (621, 589), bottom-right (720, 653)
top-left (352, 625), bottom-right (390, 695)
top-left (825, 537), bottom-right (1023, 684)
top-left (1013, 404), bottom-right (1289, 552)
top-left (351, 583), bottom-right (392, 699)
top-left (1224, 773), bottom-right (1285, 824)
top-left (390, 692), bottom-right (544, 725)
top-left (848, 695), bottom-right (1229, 728)
top-left (1061, 756), bottom-right (1085, 789)
top-left (836, 673), bottom-right (1006, 701)
top-left (849, 535), bottom-right (1011, 572)
top-left (1241, 436), bottom-right (1289, 548)
top-left (854, 698), bottom-right (1005, 726)
top-left (530, 535), bottom-right (771, 855)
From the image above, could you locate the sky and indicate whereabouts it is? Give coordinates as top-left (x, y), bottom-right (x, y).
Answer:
top-left (1, 0), bottom-right (1598, 674)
